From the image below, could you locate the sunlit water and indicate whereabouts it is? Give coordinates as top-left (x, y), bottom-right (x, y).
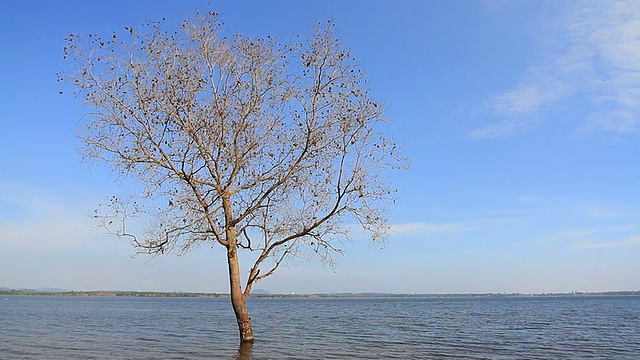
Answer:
top-left (1, 295), bottom-right (638, 359)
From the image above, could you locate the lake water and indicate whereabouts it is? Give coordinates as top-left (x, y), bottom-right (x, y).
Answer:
top-left (1, 295), bottom-right (638, 359)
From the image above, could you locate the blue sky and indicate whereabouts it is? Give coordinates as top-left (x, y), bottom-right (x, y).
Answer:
top-left (1, 0), bottom-right (638, 294)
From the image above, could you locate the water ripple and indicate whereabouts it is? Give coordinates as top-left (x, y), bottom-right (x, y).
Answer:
top-left (1, 296), bottom-right (639, 359)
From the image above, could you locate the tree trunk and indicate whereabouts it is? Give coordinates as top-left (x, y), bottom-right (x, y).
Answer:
top-left (227, 242), bottom-right (254, 343)
top-left (223, 194), bottom-right (254, 343)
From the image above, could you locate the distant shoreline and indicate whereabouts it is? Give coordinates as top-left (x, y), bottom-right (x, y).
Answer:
top-left (2, 289), bottom-right (639, 299)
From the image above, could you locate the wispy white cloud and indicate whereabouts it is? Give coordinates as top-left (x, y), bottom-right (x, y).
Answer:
top-left (389, 222), bottom-right (473, 236)
top-left (491, 76), bottom-right (570, 118)
top-left (0, 181), bottom-right (105, 253)
top-left (470, 117), bottom-right (534, 138)
top-left (542, 223), bottom-right (640, 250)
top-left (0, 220), bottom-right (96, 253)
top-left (576, 201), bottom-right (627, 219)
top-left (550, 229), bottom-right (597, 242)
top-left (571, 234), bottom-right (640, 249)
top-left (473, 0), bottom-right (640, 138)
top-left (516, 194), bottom-right (544, 204)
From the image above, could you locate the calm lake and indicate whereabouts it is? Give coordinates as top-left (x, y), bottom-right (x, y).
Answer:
top-left (1, 295), bottom-right (639, 359)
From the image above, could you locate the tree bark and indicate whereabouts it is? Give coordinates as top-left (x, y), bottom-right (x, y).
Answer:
top-left (226, 218), bottom-right (254, 342)
top-left (227, 245), bottom-right (254, 342)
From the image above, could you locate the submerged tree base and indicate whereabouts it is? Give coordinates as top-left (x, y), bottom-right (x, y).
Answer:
top-left (236, 341), bottom-right (253, 360)
top-left (241, 335), bottom-right (255, 343)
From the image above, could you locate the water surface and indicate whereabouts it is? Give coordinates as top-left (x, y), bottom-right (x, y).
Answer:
top-left (1, 295), bottom-right (638, 359)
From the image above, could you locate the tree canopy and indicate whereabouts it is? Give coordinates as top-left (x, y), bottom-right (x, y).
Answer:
top-left (61, 12), bottom-right (406, 342)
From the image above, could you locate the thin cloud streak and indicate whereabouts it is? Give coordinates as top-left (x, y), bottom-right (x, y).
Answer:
top-left (389, 222), bottom-right (473, 236)
top-left (571, 234), bottom-right (640, 249)
top-left (473, 0), bottom-right (640, 138)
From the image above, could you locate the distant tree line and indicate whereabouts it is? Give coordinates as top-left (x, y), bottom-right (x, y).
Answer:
top-left (2, 289), bottom-right (639, 298)
top-left (0, 289), bottom-right (227, 297)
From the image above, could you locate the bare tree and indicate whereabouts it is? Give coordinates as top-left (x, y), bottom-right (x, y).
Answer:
top-left (61, 12), bottom-right (405, 343)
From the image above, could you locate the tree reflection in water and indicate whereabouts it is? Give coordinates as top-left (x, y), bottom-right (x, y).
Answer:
top-left (236, 342), bottom-right (253, 360)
